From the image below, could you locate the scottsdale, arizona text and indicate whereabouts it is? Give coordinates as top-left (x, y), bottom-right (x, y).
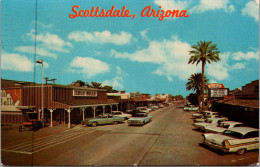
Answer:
top-left (69, 5), bottom-right (190, 20)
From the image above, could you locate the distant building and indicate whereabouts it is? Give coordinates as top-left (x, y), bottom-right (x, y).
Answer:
top-left (212, 80), bottom-right (259, 128)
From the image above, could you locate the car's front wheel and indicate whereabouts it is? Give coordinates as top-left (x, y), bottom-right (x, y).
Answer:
top-left (91, 122), bottom-right (98, 127)
top-left (236, 148), bottom-right (246, 155)
top-left (113, 121), bottom-right (118, 125)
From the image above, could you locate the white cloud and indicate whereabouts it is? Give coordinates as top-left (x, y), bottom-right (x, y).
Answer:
top-left (111, 37), bottom-right (201, 81)
top-left (242, 1), bottom-right (259, 22)
top-left (154, 0), bottom-right (191, 10)
top-left (231, 63), bottom-right (245, 70)
top-left (68, 57), bottom-right (110, 78)
top-left (190, 0), bottom-right (235, 13)
top-left (27, 29), bottom-right (73, 53)
top-left (232, 50), bottom-right (259, 61)
top-left (207, 52), bottom-right (247, 81)
top-left (15, 46), bottom-right (57, 58)
top-left (140, 28), bottom-right (149, 41)
top-left (68, 31), bottom-right (132, 45)
top-left (102, 66), bottom-right (128, 89)
top-left (1, 52), bottom-right (34, 72)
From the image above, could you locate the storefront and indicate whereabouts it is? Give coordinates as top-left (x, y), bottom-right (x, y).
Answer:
top-left (1, 79), bottom-right (119, 128)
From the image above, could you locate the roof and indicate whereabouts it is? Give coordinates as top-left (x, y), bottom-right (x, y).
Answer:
top-left (228, 127), bottom-right (259, 135)
top-left (216, 99), bottom-right (259, 109)
top-left (220, 121), bottom-right (243, 125)
top-left (207, 117), bottom-right (227, 121)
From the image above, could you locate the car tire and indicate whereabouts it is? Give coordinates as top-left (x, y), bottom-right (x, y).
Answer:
top-left (92, 122), bottom-right (98, 127)
top-left (113, 121), bottom-right (118, 125)
top-left (236, 148), bottom-right (246, 155)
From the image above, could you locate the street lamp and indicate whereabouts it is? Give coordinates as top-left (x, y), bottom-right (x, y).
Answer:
top-left (36, 59), bottom-right (44, 127)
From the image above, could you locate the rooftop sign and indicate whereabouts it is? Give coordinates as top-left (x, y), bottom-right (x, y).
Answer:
top-left (207, 83), bottom-right (225, 89)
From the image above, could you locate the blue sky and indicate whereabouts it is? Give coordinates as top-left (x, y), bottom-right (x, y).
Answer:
top-left (1, 0), bottom-right (259, 96)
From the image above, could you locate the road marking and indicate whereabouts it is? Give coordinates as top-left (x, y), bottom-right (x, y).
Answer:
top-left (3, 128), bottom-right (91, 150)
top-left (106, 132), bottom-right (160, 136)
top-left (1, 149), bottom-right (33, 155)
top-left (230, 155), bottom-right (257, 163)
top-left (1, 128), bottom-right (96, 154)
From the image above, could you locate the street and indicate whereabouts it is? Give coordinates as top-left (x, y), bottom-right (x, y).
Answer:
top-left (2, 102), bottom-right (259, 166)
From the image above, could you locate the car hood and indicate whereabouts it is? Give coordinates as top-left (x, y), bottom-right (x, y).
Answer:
top-left (194, 123), bottom-right (210, 127)
top-left (205, 126), bottom-right (226, 133)
top-left (192, 113), bottom-right (203, 116)
top-left (128, 117), bottom-right (144, 121)
top-left (204, 133), bottom-right (235, 145)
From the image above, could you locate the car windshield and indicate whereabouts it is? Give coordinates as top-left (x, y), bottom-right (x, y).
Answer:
top-left (223, 130), bottom-right (243, 139)
top-left (218, 123), bottom-right (229, 128)
top-left (113, 112), bottom-right (121, 115)
top-left (205, 119), bottom-right (213, 123)
top-left (134, 114), bottom-right (146, 117)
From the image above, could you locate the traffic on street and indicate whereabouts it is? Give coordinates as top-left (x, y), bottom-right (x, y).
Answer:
top-left (2, 102), bottom-right (258, 166)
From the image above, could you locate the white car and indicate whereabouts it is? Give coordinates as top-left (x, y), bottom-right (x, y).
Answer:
top-left (193, 118), bottom-right (228, 131)
top-left (111, 111), bottom-right (132, 120)
top-left (137, 107), bottom-right (152, 113)
top-left (204, 121), bottom-right (246, 133)
top-left (127, 113), bottom-right (152, 126)
top-left (203, 127), bottom-right (259, 155)
top-left (184, 105), bottom-right (199, 111)
top-left (192, 111), bottom-right (219, 119)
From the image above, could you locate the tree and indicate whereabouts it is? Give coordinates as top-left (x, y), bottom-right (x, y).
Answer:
top-left (188, 41), bottom-right (220, 111)
top-left (91, 82), bottom-right (102, 89)
top-left (103, 85), bottom-right (119, 93)
top-left (186, 73), bottom-right (209, 107)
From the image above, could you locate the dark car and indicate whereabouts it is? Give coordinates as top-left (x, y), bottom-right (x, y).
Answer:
top-left (125, 109), bottom-right (139, 115)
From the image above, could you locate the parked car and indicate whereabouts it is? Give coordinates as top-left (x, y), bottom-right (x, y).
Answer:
top-left (137, 107), bottom-right (152, 113)
top-left (148, 104), bottom-right (159, 110)
top-left (204, 121), bottom-right (247, 133)
top-left (192, 111), bottom-right (219, 119)
top-left (184, 105), bottom-right (199, 111)
top-left (125, 109), bottom-right (139, 115)
top-left (193, 117), bottom-right (228, 131)
top-left (194, 116), bottom-right (228, 123)
top-left (158, 103), bottom-right (165, 108)
top-left (86, 114), bottom-right (125, 127)
top-left (111, 111), bottom-right (132, 120)
top-left (203, 127), bottom-right (259, 155)
top-left (127, 113), bottom-right (152, 126)
top-left (194, 111), bottom-right (223, 123)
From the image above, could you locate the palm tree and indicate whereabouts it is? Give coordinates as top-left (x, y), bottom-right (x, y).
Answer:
top-left (188, 41), bottom-right (220, 111)
top-left (186, 73), bottom-right (209, 108)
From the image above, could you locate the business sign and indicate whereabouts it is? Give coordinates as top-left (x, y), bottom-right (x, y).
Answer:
top-left (207, 83), bottom-right (225, 89)
top-left (73, 89), bottom-right (97, 97)
top-left (208, 88), bottom-right (229, 98)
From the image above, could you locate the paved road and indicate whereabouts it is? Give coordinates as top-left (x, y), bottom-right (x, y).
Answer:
top-left (2, 103), bottom-right (259, 166)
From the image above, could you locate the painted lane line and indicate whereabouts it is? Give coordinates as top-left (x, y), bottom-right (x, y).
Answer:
top-left (32, 130), bottom-right (96, 154)
top-left (10, 129), bottom-right (94, 152)
top-left (3, 128), bottom-right (92, 150)
top-left (1, 130), bottom-right (95, 154)
top-left (21, 129), bottom-right (95, 152)
top-left (1, 149), bottom-right (32, 155)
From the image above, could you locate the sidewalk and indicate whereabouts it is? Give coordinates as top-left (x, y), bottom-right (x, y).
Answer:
top-left (1, 123), bottom-right (83, 147)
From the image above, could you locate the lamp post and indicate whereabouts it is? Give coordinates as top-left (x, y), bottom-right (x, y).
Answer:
top-left (36, 59), bottom-right (44, 127)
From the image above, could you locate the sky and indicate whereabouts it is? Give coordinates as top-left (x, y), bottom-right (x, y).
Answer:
top-left (1, 0), bottom-right (259, 96)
